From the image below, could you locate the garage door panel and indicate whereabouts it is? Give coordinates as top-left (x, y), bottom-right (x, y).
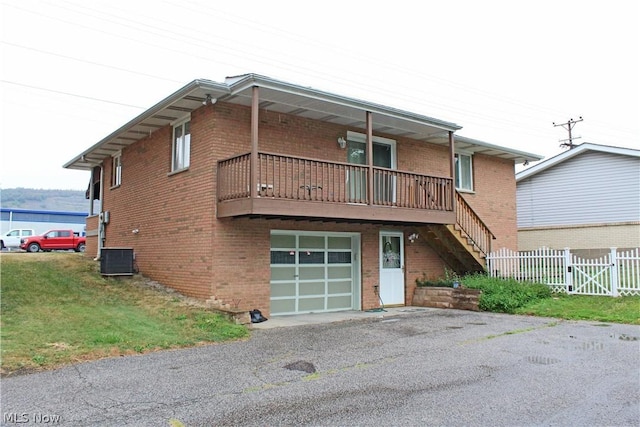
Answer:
top-left (328, 236), bottom-right (351, 249)
top-left (328, 295), bottom-right (352, 310)
top-left (299, 251), bottom-right (325, 264)
top-left (271, 267), bottom-right (295, 281)
top-left (271, 251), bottom-right (295, 264)
top-left (299, 281), bottom-right (325, 296)
top-left (299, 297), bottom-right (325, 311)
top-left (271, 282), bottom-right (296, 298)
top-left (299, 267), bottom-right (324, 280)
top-left (328, 266), bottom-right (351, 279)
top-left (329, 281), bottom-right (351, 294)
top-left (271, 299), bottom-right (296, 314)
top-left (328, 252), bottom-right (351, 263)
top-left (271, 234), bottom-right (295, 248)
top-left (299, 235), bottom-right (324, 248)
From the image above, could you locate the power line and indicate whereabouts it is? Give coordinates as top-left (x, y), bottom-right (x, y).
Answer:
top-left (3, 1), bottom-right (637, 148)
top-left (1, 80), bottom-right (144, 108)
top-left (1, 41), bottom-right (183, 84)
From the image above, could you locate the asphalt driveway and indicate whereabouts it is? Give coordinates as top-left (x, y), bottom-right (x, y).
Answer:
top-left (2, 308), bottom-right (639, 426)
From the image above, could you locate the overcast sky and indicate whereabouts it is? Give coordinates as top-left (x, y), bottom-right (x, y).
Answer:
top-left (1, 0), bottom-right (638, 191)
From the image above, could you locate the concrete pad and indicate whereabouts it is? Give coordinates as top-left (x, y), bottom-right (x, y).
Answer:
top-left (249, 306), bottom-right (436, 329)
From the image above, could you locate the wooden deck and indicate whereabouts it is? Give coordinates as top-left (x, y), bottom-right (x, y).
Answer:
top-left (217, 151), bottom-right (456, 225)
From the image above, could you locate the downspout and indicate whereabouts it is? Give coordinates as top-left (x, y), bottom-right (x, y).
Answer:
top-left (250, 86), bottom-right (259, 200)
top-left (96, 165), bottom-right (105, 260)
top-left (449, 131), bottom-right (456, 215)
top-left (366, 111), bottom-right (373, 205)
top-left (88, 168), bottom-right (95, 216)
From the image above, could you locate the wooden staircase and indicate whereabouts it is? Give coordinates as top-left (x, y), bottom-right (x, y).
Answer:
top-left (421, 192), bottom-right (495, 275)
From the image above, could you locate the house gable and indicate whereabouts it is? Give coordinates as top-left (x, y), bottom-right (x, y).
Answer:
top-left (517, 149), bottom-right (640, 228)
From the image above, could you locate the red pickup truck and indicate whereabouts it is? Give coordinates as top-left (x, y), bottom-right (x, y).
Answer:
top-left (20, 229), bottom-right (86, 253)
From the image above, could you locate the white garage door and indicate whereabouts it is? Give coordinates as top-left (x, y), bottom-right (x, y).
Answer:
top-left (270, 231), bottom-right (360, 315)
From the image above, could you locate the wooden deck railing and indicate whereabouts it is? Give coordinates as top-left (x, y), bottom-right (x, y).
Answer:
top-left (218, 152), bottom-right (495, 256)
top-left (455, 192), bottom-right (496, 256)
top-left (218, 151), bottom-right (454, 211)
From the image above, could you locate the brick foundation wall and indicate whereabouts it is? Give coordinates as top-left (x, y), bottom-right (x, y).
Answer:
top-left (209, 218), bottom-right (448, 317)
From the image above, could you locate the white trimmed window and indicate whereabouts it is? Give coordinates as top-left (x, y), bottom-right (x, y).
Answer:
top-left (454, 153), bottom-right (473, 191)
top-left (172, 118), bottom-right (191, 171)
top-left (111, 152), bottom-right (122, 187)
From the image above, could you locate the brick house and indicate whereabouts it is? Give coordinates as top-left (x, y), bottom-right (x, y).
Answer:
top-left (65, 74), bottom-right (541, 317)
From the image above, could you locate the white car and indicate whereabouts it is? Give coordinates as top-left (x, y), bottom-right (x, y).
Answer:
top-left (1, 229), bottom-right (35, 250)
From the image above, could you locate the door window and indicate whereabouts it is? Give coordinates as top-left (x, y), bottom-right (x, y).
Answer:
top-left (381, 235), bottom-right (401, 269)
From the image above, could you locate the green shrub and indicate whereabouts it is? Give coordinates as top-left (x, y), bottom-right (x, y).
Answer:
top-left (415, 276), bottom-right (456, 288)
top-left (415, 271), bottom-right (461, 288)
top-left (418, 273), bottom-right (552, 313)
top-left (462, 273), bottom-right (552, 313)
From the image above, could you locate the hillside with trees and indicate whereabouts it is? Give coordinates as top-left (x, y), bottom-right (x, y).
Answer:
top-left (0, 188), bottom-right (89, 212)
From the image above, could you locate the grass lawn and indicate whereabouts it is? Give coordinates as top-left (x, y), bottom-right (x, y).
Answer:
top-left (516, 293), bottom-right (640, 324)
top-left (2, 253), bottom-right (638, 376)
top-left (430, 273), bottom-right (640, 325)
top-left (0, 252), bottom-right (248, 375)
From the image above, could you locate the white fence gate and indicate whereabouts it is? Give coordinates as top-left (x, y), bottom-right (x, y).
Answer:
top-left (486, 247), bottom-right (640, 296)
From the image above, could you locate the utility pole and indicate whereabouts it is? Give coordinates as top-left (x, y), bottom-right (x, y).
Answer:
top-left (553, 117), bottom-right (583, 149)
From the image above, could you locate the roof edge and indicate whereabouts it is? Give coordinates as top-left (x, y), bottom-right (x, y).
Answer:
top-left (226, 73), bottom-right (463, 132)
top-left (516, 142), bottom-right (640, 181)
top-left (455, 135), bottom-right (543, 162)
top-left (63, 79), bottom-right (230, 169)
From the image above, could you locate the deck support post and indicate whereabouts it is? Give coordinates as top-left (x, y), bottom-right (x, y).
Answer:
top-left (449, 131), bottom-right (456, 214)
top-left (250, 86), bottom-right (259, 199)
top-left (366, 111), bottom-right (373, 205)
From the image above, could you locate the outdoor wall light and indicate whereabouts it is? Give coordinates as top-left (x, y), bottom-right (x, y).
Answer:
top-left (202, 94), bottom-right (217, 105)
top-left (408, 232), bottom-right (419, 243)
top-left (337, 137), bottom-right (347, 149)
top-left (132, 228), bottom-right (140, 234)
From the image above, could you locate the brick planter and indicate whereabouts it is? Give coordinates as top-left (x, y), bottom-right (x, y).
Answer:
top-left (412, 287), bottom-right (481, 311)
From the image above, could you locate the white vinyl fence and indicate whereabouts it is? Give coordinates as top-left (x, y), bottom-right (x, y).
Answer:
top-left (486, 247), bottom-right (640, 296)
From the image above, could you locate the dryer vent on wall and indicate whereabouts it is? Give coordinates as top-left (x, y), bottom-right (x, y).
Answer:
top-left (100, 247), bottom-right (134, 276)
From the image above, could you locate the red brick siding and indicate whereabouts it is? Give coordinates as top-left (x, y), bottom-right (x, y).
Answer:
top-left (84, 215), bottom-right (99, 258)
top-left (209, 218), bottom-right (444, 317)
top-left (100, 108), bottom-right (217, 299)
top-left (397, 137), bottom-right (450, 177)
top-left (459, 153), bottom-right (517, 251)
top-left (93, 101), bottom-right (516, 313)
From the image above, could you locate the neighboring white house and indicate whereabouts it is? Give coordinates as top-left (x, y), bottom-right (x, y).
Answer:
top-left (516, 143), bottom-right (640, 256)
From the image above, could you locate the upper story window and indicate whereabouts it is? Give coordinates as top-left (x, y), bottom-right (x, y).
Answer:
top-left (172, 119), bottom-right (191, 172)
top-left (111, 152), bottom-right (122, 187)
top-left (455, 153), bottom-right (473, 191)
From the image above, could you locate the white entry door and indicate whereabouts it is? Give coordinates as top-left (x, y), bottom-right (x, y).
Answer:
top-left (379, 232), bottom-right (404, 305)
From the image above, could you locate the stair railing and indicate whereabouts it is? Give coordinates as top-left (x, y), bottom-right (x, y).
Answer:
top-left (455, 192), bottom-right (495, 256)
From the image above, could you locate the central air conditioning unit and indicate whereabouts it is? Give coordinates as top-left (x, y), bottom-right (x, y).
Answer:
top-left (100, 247), bottom-right (134, 276)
